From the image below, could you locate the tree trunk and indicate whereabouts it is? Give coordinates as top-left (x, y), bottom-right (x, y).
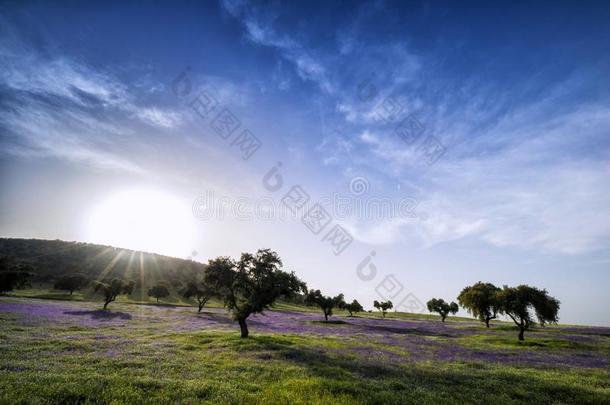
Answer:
top-left (69, 290), bottom-right (73, 296)
top-left (485, 318), bottom-right (490, 328)
top-left (238, 318), bottom-right (249, 338)
top-left (103, 300), bottom-right (109, 310)
top-left (198, 298), bottom-right (207, 313)
top-left (156, 297), bottom-right (159, 303)
top-left (324, 312), bottom-right (328, 322)
top-left (518, 327), bottom-right (525, 341)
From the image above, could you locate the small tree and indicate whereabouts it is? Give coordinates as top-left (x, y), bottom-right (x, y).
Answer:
top-left (181, 281), bottom-right (212, 312)
top-left (204, 249), bottom-right (306, 338)
top-left (93, 278), bottom-right (135, 310)
top-left (54, 274), bottom-right (88, 295)
top-left (345, 299), bottom-right (364, 316)
top-left (305, 290), bottom-right (346, 321)
top-left (0, 259), bottom-right (34, 294)
top-left (496, 285), bottom-right (560, 341)
top-left (373, 300), bottom-right (393, 318)
top-left (427, 298), bottom-right (458, 322)
top-left (148, 282), bottom-right (170, 303)
top-left (457, 282), bottom-right (501, 327)
top-left (0, 270), bottom-right (32, 294)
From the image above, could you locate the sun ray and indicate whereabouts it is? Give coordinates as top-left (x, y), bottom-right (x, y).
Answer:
top-left (125, 250), bottom-right (135, 280)
top-left (139, 251), bottom-right (145, 303)
top-left (95, 250), bottom-right (125, 282)
top-left (150, 253), bottom-right (161, 285)
top-left (85, 247), bottom-right (115, 264)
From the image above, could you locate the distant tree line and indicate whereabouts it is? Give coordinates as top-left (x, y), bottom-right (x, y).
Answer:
top-left (429, 281), bottom-right (560, 340)
top-left (0, 239), bottom-right (562, 341)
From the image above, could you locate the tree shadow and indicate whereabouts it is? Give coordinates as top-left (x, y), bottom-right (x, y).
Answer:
top-left (236, 335), bottom-right (602, 402)
top-left (63, 310), bottom-right (132, 320)
top-left (347, 321), bottom-right (458, 338)
top-left (195, 311), bottom-right (236, 325)
top-left (148, 303), bottom-right (179, 308)
top-left (309, 320), bottom-right (348, 325)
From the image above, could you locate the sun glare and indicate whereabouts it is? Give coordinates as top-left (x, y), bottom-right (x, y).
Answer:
top-left (84, 189), bottom-right (197, 258)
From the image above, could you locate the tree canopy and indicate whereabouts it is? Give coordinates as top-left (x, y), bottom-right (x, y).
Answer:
top-left (496, 285), bottom-right (560, 340)
top-left (204, 249), bottom-right (306, 337)
top-left (0, 270), bottom-right (32, 294)
top-left (345, 299), bottom-right (364, 317)
top-left (0, 258), bottom-right (34, 294)
top-left (54, 274), bottom-right (88, 295)
top-left (93, 278), bottom-right (135, 310)
top-left (180, 281), bottom-right (212, 312)
top-left (373, 300), bottom-right (393, 318)
top-left (427, 298), bottom-right (458, 322)
top-left (148, 282), bottom-right (170, 303)
top-left (457, 282), bottom-right (501, 327)
top-left (305, 290), bottom-right (346, 321)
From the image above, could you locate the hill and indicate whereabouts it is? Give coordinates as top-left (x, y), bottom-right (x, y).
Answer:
top-left (0, 238), bottom-right (205, 287)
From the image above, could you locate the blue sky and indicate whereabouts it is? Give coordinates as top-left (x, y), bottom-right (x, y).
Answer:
top-left (1, 0), bottom-right (609, 325)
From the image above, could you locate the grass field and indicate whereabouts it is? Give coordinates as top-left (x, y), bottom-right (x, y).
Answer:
top-left (1, 294), bottom-right (609, 404)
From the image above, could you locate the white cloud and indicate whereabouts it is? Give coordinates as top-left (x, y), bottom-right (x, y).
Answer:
top-left (347, 98), bottom-right (610, 255)
top-left (0, 39), bottom-right (184, 174)
top-left (134, 107), bottom-right (181, 129)
top-left (221, 1), bottom-right (610, 256)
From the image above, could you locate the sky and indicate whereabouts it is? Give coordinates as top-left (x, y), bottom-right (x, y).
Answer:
top-left (1, 0), bottom-right (609, 325)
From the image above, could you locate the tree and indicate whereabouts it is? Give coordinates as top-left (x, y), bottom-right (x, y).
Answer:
top-left (427, 298), bottom-right (458, 322)
top-left (54, 274), bottom-right (88, 295)
top-left (204, 249), bottom-right (306, 338)
top-left (0, 259), bottom-right (33, 294)
top-left (345, 299), bottom-right (364, 317)
top-left (93, 278), bottom-right (135, 310)
top-left (181, 281), bottom-right (212, 312)
top-left (457, 282), bottom-right (501, 327)
top-left (496, 285), bottom-right (560, 341)
top-left (0, 270), bottom-right (32, 294)
top-left (148, 282), bottom-right (170, 303)
top-left (373, 300), bottom-right (393, 318)
top-left (305, 290), bottom-right (346, 321)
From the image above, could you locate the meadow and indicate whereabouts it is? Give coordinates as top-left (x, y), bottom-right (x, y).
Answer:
top-left (1, 291), bottom-right (609, 404)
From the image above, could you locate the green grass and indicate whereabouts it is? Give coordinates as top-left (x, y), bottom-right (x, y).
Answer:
top-left (1, 324), bottom-right (608, 404)
top-left (454, 332), bottom-right (610, 357)
top-left (1, 295), bottom-right (609, 404)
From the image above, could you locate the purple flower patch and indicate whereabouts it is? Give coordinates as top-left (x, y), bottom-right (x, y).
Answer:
top-left (2, 298), bottom-right (609, 370)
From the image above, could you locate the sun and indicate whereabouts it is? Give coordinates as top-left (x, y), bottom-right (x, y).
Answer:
top-left (84, 188), bottom-right (198, 258)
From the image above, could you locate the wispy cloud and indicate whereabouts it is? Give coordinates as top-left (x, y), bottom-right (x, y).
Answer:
top-left (221, 0), bottom-right (346, 94)
top-left (344, 89), bottom-right (610, 254)
top-left (0, 32), bottom-right (182, 174)
top-left (219, 1), bottom-right (610, 255)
